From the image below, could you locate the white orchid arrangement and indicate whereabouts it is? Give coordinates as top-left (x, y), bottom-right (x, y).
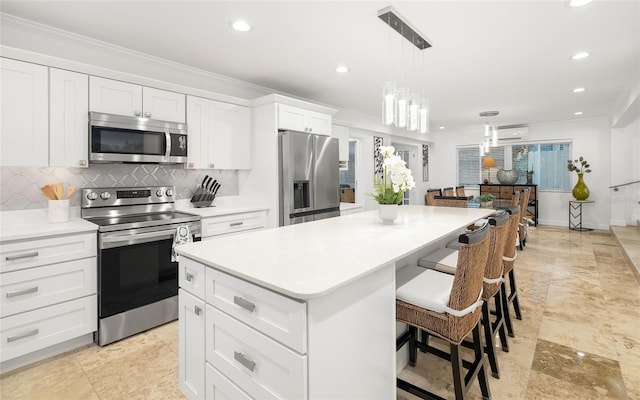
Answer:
top-left (371, 146), bottom-right (416, 205)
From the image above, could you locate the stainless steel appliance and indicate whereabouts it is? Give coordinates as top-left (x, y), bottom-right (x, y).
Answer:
top-left (81, 186), bottom-right (201, 346)
top-left (89, 112), bottom-right (188, 164)
top-left (279, 130), bottom-right (340, 225)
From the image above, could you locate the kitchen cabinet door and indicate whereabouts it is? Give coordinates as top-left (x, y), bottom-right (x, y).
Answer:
top-left (186, 95), bottom-right (210, 169)
top-left (209, 101), bottom-right (250, 169)
top-left (0, 58), bottom-right (48, 167)
top-left (278, 104), bottom-right (331, 135)
top-left (186, 96), bottom-right (251, 170)
top-left (49, 68), bottom-right (89, 168)
top-left (142, 87), bottom-right (185, 123)
top-left (89, 76), bottom-right (142, 117)
top-left (332, 125), bottom-right (349, 164)
top-left (179, 289), bottom-right (206, 400)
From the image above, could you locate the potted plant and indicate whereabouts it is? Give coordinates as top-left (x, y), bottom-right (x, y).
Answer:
top-left (478, 193), bottom-right (495, 208)
top-left (567, 156), bottom-right (591, 200)
top-left (371, 146), bottom-right (416, 223)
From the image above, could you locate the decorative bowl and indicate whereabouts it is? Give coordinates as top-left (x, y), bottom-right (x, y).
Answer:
top-left (496, 169), bottom-right (519, 184)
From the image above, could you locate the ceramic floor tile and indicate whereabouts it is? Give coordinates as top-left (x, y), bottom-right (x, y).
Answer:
top-left (529, 339), bottom-right (627, 399)
top-left (84, 342), bottom-right (177, 400)
top-left (537, 317), bottom-right (618, 360)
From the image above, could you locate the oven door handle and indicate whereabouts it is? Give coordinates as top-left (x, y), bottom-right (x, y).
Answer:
top-left (100, 228), bottom-right (198, 249)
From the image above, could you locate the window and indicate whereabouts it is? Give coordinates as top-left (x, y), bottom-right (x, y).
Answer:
top-left (339, 140), bottom-right (357, 203)
top-left (457, 142), bottom-right (572, 190)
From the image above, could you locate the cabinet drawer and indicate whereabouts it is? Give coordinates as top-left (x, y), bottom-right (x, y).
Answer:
top-left (206, 306), bottom-right (307, 400)
top-left (206, 268), bottom-right (307, 353)
top-left (0, 295), bottom-right (97, 362)
top-left (481, 186), bottom-right (500, 195)
top-left (206, 363), bottom-right (252, 400)
top-left (0, 233), bottom-right (96, 273)
top-left (179, 257), bottom-right (206, 299)
top-left (202, 212), bottom-right (266, 238)
top-left (1, 257), bottom-right (96, 317)
top-left (500, 186), bottom-right (514, 199)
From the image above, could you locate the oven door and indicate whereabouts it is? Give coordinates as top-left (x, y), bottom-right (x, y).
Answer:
top-left (97, 224), bottom-right (201, 318)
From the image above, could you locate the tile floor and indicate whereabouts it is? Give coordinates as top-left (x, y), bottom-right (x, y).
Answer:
top-left (1, 225), bottom-right (639, 400)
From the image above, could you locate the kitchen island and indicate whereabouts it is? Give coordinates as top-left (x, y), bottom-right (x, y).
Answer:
top-left (177, 205), bottom-right (494, 400)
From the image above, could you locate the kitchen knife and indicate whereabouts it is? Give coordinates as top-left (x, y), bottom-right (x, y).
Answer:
top-left (196, 175), bottom-right (210, 202)
top-left (212, 182), bottom-right (222, 196)
top-left (208, 179), bottom-right (218, 197)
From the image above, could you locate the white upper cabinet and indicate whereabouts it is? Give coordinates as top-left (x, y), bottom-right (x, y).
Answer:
top-left (186, 96), bottom-right (250, 170)
top-left (278, 104), bottom-right (331, 136)
top-left (49, 68), bottom-right (89, 168)
top-left (89, 76), bottom-right (185, 122)
top-left (332, 125), bottom-right (349, 164)
top-left (142, 86), bottom-right (186, 123)
top-left (0, 58), bottom-right (48, 167)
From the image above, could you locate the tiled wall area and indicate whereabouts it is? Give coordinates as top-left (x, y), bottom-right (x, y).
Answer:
top-left (0, 165), bottom-right (239, 211)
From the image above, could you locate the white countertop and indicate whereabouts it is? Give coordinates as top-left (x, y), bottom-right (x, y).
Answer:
top-left (175, 197), bottom-right (269, 218)
top-left (0, 208), bottom-right (98, 242)
top-left (177, 205), bottom-right (494, 299)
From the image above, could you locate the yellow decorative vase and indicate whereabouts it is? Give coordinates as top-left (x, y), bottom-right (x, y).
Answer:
top-left (572, 173), bottom-right (590, 201)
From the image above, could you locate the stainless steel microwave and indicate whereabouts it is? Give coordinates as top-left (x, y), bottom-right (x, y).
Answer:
top-left (89, 112), bottom-right (188, 164)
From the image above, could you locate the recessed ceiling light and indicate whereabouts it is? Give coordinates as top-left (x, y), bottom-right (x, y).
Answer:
top-left (574, 111), bottom-right (584, 115)
top-left (568, 0), bottom-right (593, 7)
top-left (572, 87), bottom-right (586, 93)
top-left (571, 52), bottom-right (590, 60)
top-left (231, 20), bottom-right (251, 32)
top-left (439, 126), bottom-right (445, 130)
top-left (335, 65), bottom-right (349, 73)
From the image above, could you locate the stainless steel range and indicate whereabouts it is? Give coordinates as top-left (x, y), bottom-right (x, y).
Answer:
top-left (81, 186), bottom-right (201, 346)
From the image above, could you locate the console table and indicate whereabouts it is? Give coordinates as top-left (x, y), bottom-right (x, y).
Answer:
top-left (569, 200), bottom-right (594, 231)
top-left (479, 184), bottom-right (538, 226)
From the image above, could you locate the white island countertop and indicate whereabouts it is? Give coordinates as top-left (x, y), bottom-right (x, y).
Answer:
top-left (177, 205), bottom-right (494, 299)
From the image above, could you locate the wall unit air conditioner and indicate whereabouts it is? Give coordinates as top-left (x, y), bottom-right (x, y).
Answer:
top-left (497, 125), bottom-right (528, 142)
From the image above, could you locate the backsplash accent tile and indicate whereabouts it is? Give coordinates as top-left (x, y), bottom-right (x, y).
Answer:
top-left (0, 165), bottom-right (238, 211)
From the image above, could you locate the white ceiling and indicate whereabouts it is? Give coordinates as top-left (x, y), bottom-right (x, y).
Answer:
top-left (1, 1), bottom-right (639, 132)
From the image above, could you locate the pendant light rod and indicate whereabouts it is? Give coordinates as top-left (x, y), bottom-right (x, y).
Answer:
top-left (378, 6), bottom-right (432, 50)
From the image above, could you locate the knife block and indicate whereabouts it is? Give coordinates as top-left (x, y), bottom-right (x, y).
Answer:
top-left (190, 188), bottom-right (215, 208)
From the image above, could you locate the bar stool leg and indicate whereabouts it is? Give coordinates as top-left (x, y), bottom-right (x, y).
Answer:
top-left (408, 326), bottom-right (418, 367)
top-left (450, 343), bottom-right (465, 400)
top-left (474, 324), bottom-right (492, 400)
top-left (482, 301), bottom-right (500, 378)
top-left (508, 269), bottom-right (522, 320)
top-left (494, 289), bottom-right (509, 352)
top-left (501, 280), bottom-right (516, 338)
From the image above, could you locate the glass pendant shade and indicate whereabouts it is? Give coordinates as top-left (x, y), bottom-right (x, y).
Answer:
top-left (396, 87), bottom-right (409, 128)
top-left (480, 142), bottom-right (485, 156)
top-left (484, 123), bottom-right (490, 137)
top-left (382, 81), bottom-right (396, 125)
top-left (419, 99), bottom-right (429, 134)
top-left (491, 126), bottom-right (498, 147)
top-left (407, 94), bottom-right (419, 131)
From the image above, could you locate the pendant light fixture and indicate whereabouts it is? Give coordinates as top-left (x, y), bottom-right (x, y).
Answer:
top-left (479, 111), bottom-right (499, 153)
top-left (378, 6), bottom-right (431, 133)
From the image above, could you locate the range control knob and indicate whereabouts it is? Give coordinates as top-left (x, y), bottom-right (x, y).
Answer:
top-left (166, 189), bottom-right (174, 197)
top-left (100, 192), bottom-right (111, 200)
top-left (156, 189), bottom-right (164, 197)
top-left (86, 192), bottom-right (98, 201)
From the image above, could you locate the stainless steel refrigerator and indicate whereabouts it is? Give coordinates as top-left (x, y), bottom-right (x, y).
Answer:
top-left (279, 130), bottom-right (340, 226)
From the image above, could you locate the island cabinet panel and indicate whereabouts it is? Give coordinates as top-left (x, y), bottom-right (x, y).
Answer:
top-left (206, 363), bottom-right (252, 400)
top-left (179, 289), bottom-right (205, 400)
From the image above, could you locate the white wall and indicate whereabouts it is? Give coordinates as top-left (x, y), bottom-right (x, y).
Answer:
top-left (433, 117), bottom-right (612, 230)
top-left (611, 115), bottom-right (640, 225)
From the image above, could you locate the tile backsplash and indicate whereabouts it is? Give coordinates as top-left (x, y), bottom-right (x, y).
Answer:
top-left (0, 165), bottom-right (238, 211)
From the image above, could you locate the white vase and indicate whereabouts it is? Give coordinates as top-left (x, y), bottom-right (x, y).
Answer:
top-left (378, 204), bottom-right (399, 224)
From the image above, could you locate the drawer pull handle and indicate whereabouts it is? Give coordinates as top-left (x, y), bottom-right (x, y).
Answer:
top-left (6, 252), bottom-right (39, 261)
top-left (6, 286), bottom-right (39, 298)
top-left (233, 296), bottom-right (255, 312)
top-left (230, 222), bottom-right (244, 227)
top-left (7, 329), bottom-right (39, 343)
top-left (234, 351), bottom-right (256, 372)
top-left (185, 272), bottom-right (194, 283)
top-left (194, 305), bottom-right (202, 316)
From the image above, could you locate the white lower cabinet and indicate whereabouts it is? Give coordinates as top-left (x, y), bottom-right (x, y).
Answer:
top-left (0, 231), bottom-right (97, 368)
top-left (206, 363), bottom-right (252, 400)
top-left (201, 211), bottom-right (267, 240)
top-left (179, 289), bottom-right (206, 400)
top-left (0, 295), bottom-right (96, 362)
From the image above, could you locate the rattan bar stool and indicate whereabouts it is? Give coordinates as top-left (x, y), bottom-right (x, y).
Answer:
top-left (455, 185), bottom-right (466, 197)
top-left (517, 188), bottom-right (530, 250)
top-left (502, 205), bottom-right (522, 337)
top-left (417, 211), bottom-right (511, 379)
top-left (443, 187), bottom-right (455, 196)
top-left (425, 188), bottom-right (443, 205)
top-left (396, 223), bottom-right (491, 400)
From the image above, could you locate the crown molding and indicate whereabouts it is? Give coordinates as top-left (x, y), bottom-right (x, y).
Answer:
top-left (0, 12), bottom-right (274, 96)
